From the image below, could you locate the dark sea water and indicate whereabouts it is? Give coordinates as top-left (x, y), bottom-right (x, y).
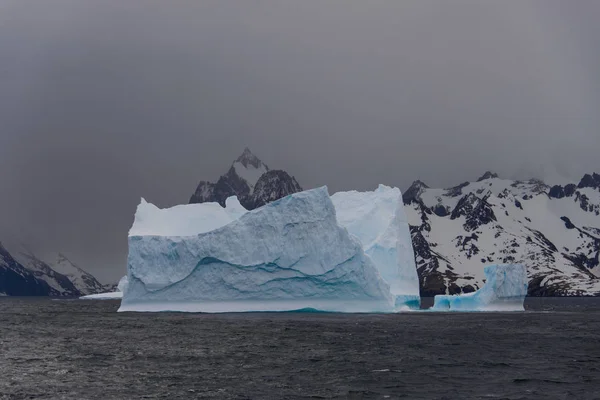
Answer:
top-left (1, 298), bottom-right (599, 400)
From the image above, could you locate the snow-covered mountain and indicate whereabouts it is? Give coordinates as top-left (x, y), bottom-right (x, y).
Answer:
top-left (0, 241), bottom-right (105, 296)
top-left (0, 242), bottom-right (53, 296)
top-left (189, 148), bottom-right (303, 210)
top-left (3, 242), bottom-right (81, 296)
top-left (404, 172), bottom-right (600, 297)
top-left (50, 253), bottom-right (105, 295)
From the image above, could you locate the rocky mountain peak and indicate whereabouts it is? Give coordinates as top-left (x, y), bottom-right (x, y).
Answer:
top-left (235, 147), bottom-right (267, 170)
top-left (190, 148), bottom-right (303, 210)
top-left (405, 173), bottom-right (600, 297)
top-left (578, 172), bottom-right (600, 190)
top-left (403, 180), bottom-right (429, 204)
top-left (477, 171), bottom-right (499, 182)
top-left (245, 170), bottom-right (303, 209)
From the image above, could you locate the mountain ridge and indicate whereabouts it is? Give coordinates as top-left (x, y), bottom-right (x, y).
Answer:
top-left (404, 171), bottom-right (600, 296)
top-left (0, 241), bottom-right (107, 297)
top-left (189, 148), bottom-right (303, 210)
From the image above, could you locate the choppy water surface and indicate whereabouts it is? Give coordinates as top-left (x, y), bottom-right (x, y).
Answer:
top-left (1, 297), bottom-right (599, 399)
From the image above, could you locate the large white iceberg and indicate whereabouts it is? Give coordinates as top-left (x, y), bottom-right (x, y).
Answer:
top-left (119, 187), bottom-right (395, 313)
top-left (431, 264), bottom-right (528, 311)
top-left (331, 185), bottom-right (420, 309)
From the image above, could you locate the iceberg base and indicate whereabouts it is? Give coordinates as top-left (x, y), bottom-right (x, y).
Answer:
top-left (431, 294), bottom-right (525, 312)
top-left (394, 294), bottom-right (421, 310)
top-left (430, 264), bottom-right (527, 312)
top-left (118, 299), bottom-right (396, 313)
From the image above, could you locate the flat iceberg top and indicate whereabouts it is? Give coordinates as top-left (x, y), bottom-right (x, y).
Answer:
top-left (331, 185), bottom-right (419, 300)
top-left (129, 196), bottom-right (247, 237)
top-left (122, 187), bottom-right (395, 313)
top-left (432, 264), bottom-right (528, 311)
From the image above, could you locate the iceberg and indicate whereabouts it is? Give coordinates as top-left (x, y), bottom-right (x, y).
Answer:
top-left (119, 187), bottom-right (395, 313)
top-left (431, 264), bottom-right (528, 311)
top-left (80, 276), bottom-right (128, 300)
top-left (117, 275), bottom-right (129, 292)
top-left (80, 291), bottom-right (123, 300)
top-left (331, 185), bottom-right (420, 309)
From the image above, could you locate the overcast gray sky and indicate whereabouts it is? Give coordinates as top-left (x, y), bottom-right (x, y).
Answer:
top-left (1, 1), bottom-right (599, 282)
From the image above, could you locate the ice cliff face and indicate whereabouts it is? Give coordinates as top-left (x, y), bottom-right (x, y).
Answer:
top-left (121, 187), bottom-right (395, 312)
top-left (432, 264), bottom-right (528, 311)
top-left (189, 148), bottom-right (303, 210)
top-left (405, 172), bottom-right (600, 296)
top-left (331, 185), bottom-right (419, 308)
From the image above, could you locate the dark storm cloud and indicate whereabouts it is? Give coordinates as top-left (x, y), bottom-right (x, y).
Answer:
top-left (1, 1), bottom-right (599, 282)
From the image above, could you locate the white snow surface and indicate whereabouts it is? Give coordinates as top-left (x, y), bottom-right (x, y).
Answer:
top-left (120, 187), bottom-right (395, 313)
top-left (117, 275), bottom-right (129, 292)
top-left (50, 253), bottom-right (104, 295)
top-left (233, 161), bottom-right (268, 191)
top-left (129, 196), bottom-right (247, 237)
top-left (432, 264), bottom-right (527, 311)
top-left (406, 176), bottom-right (600, 295)
top-left (331, 185), bottom-right (420, 307)
top-left (80, 291), bottom-right (123, 300)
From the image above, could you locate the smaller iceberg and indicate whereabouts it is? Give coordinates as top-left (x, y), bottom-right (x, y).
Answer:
top-left (80, 276), bottom-right (128, 300)
top-left (80, 291), bottom-right (123, 300)
top-left (431, 264), bottom-right (527, 311)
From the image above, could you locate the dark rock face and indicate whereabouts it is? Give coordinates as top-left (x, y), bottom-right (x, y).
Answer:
top-left (189, 149), bottom-right (303, 210)
top-left (549, 185), bottom-right (565, 199)
top-left (235, 147), bottom-right (265, 170)
top-left (406, 172), bottom-right (600, 297)
top-left (549, 183), bottom-right (581, 199)
top-left (445, 182), bottom-right (470, 198)
top-left (450, 193), bottom-right (496, 231)
top-left (477, 171), bottom-right (499, 182)
top-left (561, 216), bottom-right (576, 230)
top-left (0, 242), bottom-right (105, 297)
top-left (564, 184), bottom-right (577, 197)
top-left (450, 193), bottom-right (480, 220)
top-left (578, 173), bottom-right (600, 190)
top-left (432, 204), bottom-right (448, 217)
top-left (190, 167), bottom-right (252, 207)
top-left (15, 251), bottom-right (81, 297)
top-left (189, 181), bottom-right (216, 204)
top-left (0, 243), bottom-right (52, 296)
top-left (402, 180), bottom-right (429, 204)
top-left (245, 170), bottom-right (303, 210)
